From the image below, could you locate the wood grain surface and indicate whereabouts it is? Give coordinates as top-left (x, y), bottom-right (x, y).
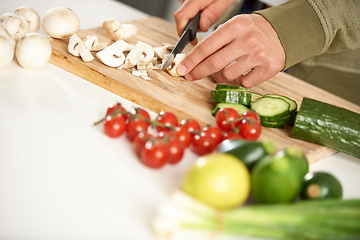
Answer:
top-left (49, 16), bottom-right (360, 163)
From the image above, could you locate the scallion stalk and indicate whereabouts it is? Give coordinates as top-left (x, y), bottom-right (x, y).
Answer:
top-left (153, 190), bottom-right (360, 240)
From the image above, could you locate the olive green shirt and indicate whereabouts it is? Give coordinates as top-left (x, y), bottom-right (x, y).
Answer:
top-left (256, 0), bottom-right (360, 104)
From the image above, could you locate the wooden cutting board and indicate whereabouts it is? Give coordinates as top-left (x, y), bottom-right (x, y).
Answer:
top-left (49, 16), bottom-right (360, 163)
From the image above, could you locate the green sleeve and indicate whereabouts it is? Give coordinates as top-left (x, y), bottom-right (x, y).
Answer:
top-left (255, 0), bottom-right (360, 69)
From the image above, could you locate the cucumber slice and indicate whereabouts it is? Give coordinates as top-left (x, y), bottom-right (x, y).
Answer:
top-left (251, 92), bottom-right (263, 102)
top-left (215, 84), bottom-right (249, 90)
top-left (212, 102), bottom-right (249, 116)
top-left (250, 97), bottom-right (290, 122)
top-left (211, 90), bottom-right (252, 106)
top-left (264, 94), bottom-right (297, 112)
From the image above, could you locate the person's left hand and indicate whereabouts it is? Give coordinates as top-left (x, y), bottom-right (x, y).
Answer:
top-left (177, 14), bottom-right (286, 88)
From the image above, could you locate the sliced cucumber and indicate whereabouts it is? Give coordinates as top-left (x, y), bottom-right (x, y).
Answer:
top-left (212, 102), bottom-right (249, 116)
top-left (211, 90), bottom-right (252, 106)
top-left (264, 94), bottom-right (297, 112)
top-left (215, 84), bottom-right (249, 91)
top-left (250, 96), bottom-right (290, 122)
top-left (251, 92), bottom-right (263, 102)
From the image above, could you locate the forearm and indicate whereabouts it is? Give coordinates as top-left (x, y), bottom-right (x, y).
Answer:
top-left (255, 0), bottom-right (360, 69)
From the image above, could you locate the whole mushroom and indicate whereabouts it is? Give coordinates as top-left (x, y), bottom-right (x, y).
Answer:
top-left (13, 6), bottom-right (41, 33)
top-left (16, 32), bottom-right (52, 70)
top-left (0, 35), bottom-right (14, 69)
top-left (42, 7), bottom-right (80, 39)
top-left (0, 24), bottom-right (16, 50)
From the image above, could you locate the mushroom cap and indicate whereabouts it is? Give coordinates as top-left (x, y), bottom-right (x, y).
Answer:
top-left (0, 35), bottom-right (14, 69)
top-left (1, 13), bottom-right (29, 41)
top-left (16, 32), bottom-right (52, 70)
top-left (13, 6), bottom-right (41, 33)
top-left (42, 7), bottom-right (80, 39)
top-left (0, 24), bottom-right (16, 50)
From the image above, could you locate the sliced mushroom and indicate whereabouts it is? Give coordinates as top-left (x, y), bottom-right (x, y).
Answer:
top-left (13, 6), bottom-right (41, 33)
top-left (68, 33), bottom-right (82, 57)
top-left (123, 41), bottom-right (154, 69)
top-left (82, 35), bottom-right (109, 51)
top-left (1, 13), bottom-right (29, 41)
top-left (167, 53), bottom-right (186, 77)
top-left (96, 39), bottom-right (129, 67)
top-left (68, 34), bottom-right (94, 62)
top-left (132, 69), bottom-right (151, 80)
top-left (154, 46), bottom-right (169, 60)
top-left (42, 7), bottom-right (80, 39)
top-left (78, 42), bottom-right (94, 62)
top-left (102, 20), bottom-right (137, 41)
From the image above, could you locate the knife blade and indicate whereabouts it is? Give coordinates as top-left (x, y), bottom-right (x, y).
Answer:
top-left (161, 11), bottom-right (201, 70)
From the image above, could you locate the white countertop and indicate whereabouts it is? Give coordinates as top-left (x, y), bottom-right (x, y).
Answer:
top-left (1, 1), bottom-right (360, 239)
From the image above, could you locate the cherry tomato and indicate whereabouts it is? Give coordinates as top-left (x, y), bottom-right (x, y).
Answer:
top-left (241, 111), bottom-right (261, 124)
top-left (239, 118), bottom-right (261, 141)
top-left (180, 118), bottom-right (201, 134)
top-left (167, 138), bottom-right (185, 164)
top-left (191, 132), bottom-right (218, 156)
top-left (141, 140), bottom-right (168, 169)
top-left (215, 108), bottom-right (240, 132)
top-left (106, 103), bottom-right (128, 121)
top-left (155, 111), bottom-right (178, 132)
top-left (222, 131), bottom-right (243, 141)
top-left (126, 118), bottom-right (150, 141)
top-left (174, 127), bottom-right (192, 148)
top-left (131, 107), bottom-right (151, 121)
top-left (133, 132), bottom-right (153, 156)
top-left (104, 116), bottom-right (126, 138)
top-left (202, 125), bottom-right (222, 145)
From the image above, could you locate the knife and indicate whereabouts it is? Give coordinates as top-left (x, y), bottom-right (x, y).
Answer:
top-left (161, 11), bottom-right (201, 70)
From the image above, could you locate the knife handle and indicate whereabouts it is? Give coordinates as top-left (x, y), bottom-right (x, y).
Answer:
top-left (183, 11), bottom-right (201, 42)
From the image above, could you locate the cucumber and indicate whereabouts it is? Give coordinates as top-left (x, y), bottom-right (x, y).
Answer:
top-left (251, 92), bottom-right (263, 102)
top-left (291, 98), bottom-right (360, 159)
top-left (216, 139), bottom-right (276, 169)
top-left (211, 102), bottom-right (249, 116)
top-left (211, 90), bottom-right (252, 106)
top-left (215, 84), bottom-right (249, 91)
top-left (250, 96), bottom-right (290, 122)
top-left (300, 172), bottom-right (343, 200)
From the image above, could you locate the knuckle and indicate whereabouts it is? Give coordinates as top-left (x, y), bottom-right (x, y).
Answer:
top-left (222, 68), bottom-right (236, 81)
top-left (208, 57), bottom-right (222, 70)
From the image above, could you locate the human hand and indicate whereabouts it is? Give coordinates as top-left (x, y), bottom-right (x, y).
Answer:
top-left (174, 0), bottom-right (236, 37)
top-left (177, 14), bottom-right (286, 88)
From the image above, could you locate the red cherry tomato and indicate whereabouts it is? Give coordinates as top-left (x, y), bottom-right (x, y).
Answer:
top-left (126, 118), bottom-right (150, 141)
top-left (180, 118), bottom-right (201, 134)
top-left (239, 118), bottom-right (261, 141)
top-left (221, 131), bottom-right (243, 141)
top-left (133, 132), bottom-right (153, 156)
top-left (155, 111), bottom-right (178, 132)
top-left (241, 111), bottom-right (261, 124)
top-left (106, 103), bottom-right (128, 121)
top-left (103, 116), bottom-right (126, 138)
top-left (215, 108), bottom-right (240, 132)
top-left (191, 132), bottom-right (218, 156)
top-left (141, 140), bottom-right (168, 169)
top-left (131, 107), bottom-right (151, 121)
top-left (174, 127), bottom-right (192, 148)
top-left (167, 138), bottom-right (185, 164)
top-left (202, 125), bottom-right (222, 145)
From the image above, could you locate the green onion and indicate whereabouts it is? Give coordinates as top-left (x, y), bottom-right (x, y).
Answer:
top-left (153, 190), bottom-right (360, 240)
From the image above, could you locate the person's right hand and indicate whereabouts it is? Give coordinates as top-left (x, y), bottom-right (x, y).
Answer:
top-left (174, 0), bottom-right (236, 37)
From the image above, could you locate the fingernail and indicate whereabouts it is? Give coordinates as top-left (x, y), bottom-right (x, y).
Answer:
top-left (205, 20), bottom-right (212, 30)
top-left (177, 64), bottom-right (187, 76)
top-left (185, 74), bottom-right (193, 81)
